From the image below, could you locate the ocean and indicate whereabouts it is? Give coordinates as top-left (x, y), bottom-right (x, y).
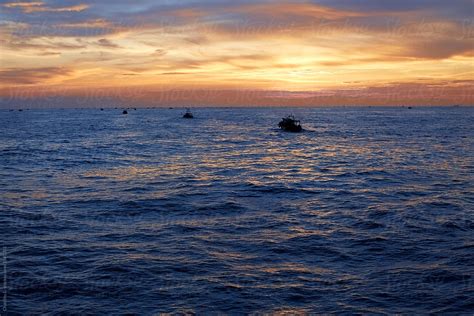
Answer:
top-left (1, 106), bottom-right (473, 314)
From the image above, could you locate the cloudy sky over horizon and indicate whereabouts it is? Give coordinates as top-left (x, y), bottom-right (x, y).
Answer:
top-left (1, 0), bottom-right (473, 106)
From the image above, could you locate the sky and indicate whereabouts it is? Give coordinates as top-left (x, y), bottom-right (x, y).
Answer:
top-left (0, 0), bottom-right (473, 107)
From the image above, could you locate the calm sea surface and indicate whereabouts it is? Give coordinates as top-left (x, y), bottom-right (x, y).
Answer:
top-left (1, 107), bottom-right (473, 314)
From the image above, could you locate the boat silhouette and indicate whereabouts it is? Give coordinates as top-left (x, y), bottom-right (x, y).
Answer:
top-left (278, 115), bottom-right (302, 132)
top-left (183, 109), bottom-right (194, 119)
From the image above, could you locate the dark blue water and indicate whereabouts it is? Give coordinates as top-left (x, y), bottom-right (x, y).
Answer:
top-left (1, 107), bottom-right (473, 314)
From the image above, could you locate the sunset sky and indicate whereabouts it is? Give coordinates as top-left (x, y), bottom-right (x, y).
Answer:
top-left (1, 0), bottom-right (473, 107)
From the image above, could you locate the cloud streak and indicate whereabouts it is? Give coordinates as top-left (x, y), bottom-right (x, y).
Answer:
top-left (0, 67), bottom-right (72, 85)
top-left (3, 1), bottom-right (89, 13)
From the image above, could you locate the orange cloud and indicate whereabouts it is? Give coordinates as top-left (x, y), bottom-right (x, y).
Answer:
top-left (234, 2), bottom-right (365, 20)
top-left (3, 1), bottom-right (88, 13)
top-left (3, 1), bottom-right (43, 9)
top-left (0, 67), bottom-right (72, 85)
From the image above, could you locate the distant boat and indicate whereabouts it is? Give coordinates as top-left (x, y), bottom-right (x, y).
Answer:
top-left (122, 110), bottom-right (128, 115)
top-left (183, 109), bottom-right (193, 119)
top-left (279, 115), bottom-right (302, 132)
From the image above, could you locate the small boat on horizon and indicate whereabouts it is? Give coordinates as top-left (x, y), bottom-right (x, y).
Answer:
top-left (183, 109), bottom-right (194, 119)
top-left (279, 115), bottom-right (303, 132)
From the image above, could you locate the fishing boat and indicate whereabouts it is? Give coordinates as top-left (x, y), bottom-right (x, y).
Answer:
top-left (183, 109), bottom-right (194, 119)
top-left (278, 115), bottom-right (302, 132)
